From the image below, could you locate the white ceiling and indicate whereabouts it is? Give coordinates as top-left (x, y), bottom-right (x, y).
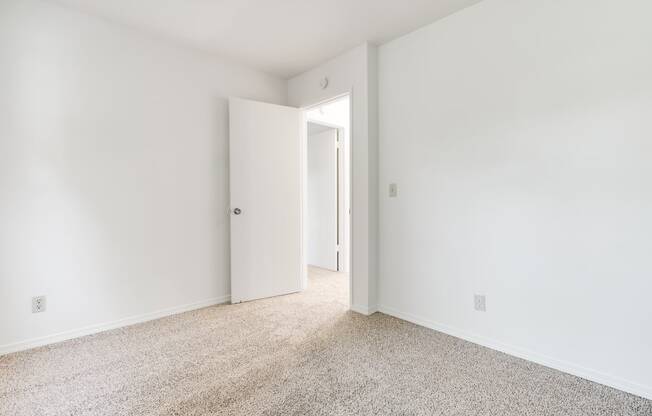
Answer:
top-left (53, 0), bottom-right (482, 78)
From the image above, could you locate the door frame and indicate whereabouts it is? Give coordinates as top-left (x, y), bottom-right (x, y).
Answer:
top-left (301, 92), bottom-right (352, 309)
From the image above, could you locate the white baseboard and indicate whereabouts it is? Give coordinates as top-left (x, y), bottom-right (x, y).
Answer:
top-left (351, 303), bottom-right (378, 316)
top-left (378, 304), bottom-right (652, 400)
top-left (0, 294), bottom-right (231, 356)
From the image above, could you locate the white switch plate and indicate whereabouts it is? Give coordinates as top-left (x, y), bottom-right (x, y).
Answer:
top-left (389, 183), bottom-right (398, 198)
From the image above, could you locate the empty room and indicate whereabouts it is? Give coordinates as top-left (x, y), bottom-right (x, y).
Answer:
top-left (1, 0), bottom-right (651, 415)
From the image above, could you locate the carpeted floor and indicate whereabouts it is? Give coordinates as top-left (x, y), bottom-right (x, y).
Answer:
top-left (1, 267), bottom-right (651, 415)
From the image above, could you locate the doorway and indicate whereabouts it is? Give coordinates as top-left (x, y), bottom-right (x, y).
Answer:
top-left (303, 95), bottom-right (351, 303)
top-left (228, 95), bottom-right (351, 307)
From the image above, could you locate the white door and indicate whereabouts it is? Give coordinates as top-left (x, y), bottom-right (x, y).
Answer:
top-left (229, 98), bottom-right (302, 303)
top-left (307, 126), bottom-right (338, 270)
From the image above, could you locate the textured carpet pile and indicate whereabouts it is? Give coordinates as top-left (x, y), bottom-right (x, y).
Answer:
top-left (1, 267), bottom-right (651, 415)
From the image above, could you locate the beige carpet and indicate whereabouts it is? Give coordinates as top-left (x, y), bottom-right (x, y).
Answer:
top-left (1, 267), bottom-right (650, 415)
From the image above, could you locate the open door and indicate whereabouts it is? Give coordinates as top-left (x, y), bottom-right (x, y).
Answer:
top-left (229, 98), bottom-right (302, 303)
top-left (307, 124), bottom-right (338, 271)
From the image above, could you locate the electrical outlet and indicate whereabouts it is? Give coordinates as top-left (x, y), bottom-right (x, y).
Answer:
top-left (32, 296), bottom-right (46, 313)
top-left (389, 183), bottom-right (398, 198)
top-left (474, 294), bottom-right (486, 312)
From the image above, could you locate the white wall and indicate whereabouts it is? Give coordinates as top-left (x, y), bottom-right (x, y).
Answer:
top-left (378, 0), bottom-right (652, 399)
top-left (307, 127), bottom-right (337, 270)
top-left (0, 0), bottom-right (286, 353)
top-left (289, 44), bottom-right (379, 314)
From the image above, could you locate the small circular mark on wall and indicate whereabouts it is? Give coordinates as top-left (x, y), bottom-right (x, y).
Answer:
top-left (320, 77), bottom-right (329, 89)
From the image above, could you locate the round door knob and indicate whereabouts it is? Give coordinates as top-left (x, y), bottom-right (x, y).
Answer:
top-left (233, 208), bottom-right (242, 215)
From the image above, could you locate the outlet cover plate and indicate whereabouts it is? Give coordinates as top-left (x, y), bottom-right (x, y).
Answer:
top-left (32, 296), bottom-right (47, 313)
top-left (474, 294), bottom-right (486, 312)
